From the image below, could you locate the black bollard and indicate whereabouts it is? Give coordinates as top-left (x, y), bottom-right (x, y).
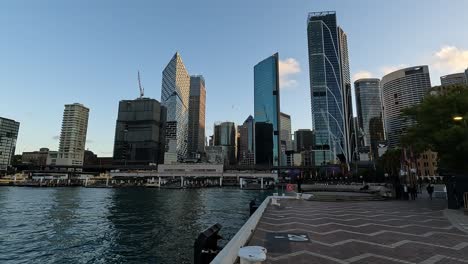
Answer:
top-left (194, 223), bottom-right (223, 264)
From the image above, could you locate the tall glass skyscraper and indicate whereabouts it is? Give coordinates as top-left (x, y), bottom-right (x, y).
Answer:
top-left (187, 75), bottom-right (206, 158)
top-left (0, 117), bottom-right (20, 171)
top-left (161, 52), bottom-right (191, 163)
top-left (354, 78), bottom-right (384, 160)
top-left (307, 11), bottom-right (350, 165)
top-left (254, 53), bottom-right (280, 166)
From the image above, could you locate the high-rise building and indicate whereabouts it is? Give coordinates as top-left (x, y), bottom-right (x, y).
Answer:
top-left (294, 129), bottom-right (314, 152)
top-left (465, 68), bottom-right (468, 85)
top-left (279, 112), bottom-right (292, 166)
top-left (0, 117), bottom-right (20, 171)
top-left (161, 52), bottom-right (191, 164)
top-left (238, 115), bottom-right (255, 165)
top-left (381, 66), bottom-right (431, 148)
top-left (440, 72), bottom-right (466, 86)
top-left (187, 75), bottom-right (206, 159)
top-left (113, 98), bottom-right (166, 165)
top-left (213, 122), bottom-right (236, 164)
top-left (354, 78), bottom-right (385, 160)
top-left (56, 103), bottom-right (89, 166)
top-left (307, 11), bottom-right (350, 165)
top-left (254, 53), bottom-right (280, 166)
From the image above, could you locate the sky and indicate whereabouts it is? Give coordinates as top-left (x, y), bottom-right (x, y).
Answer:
top-left (1, 0), bottom-right (468, 156)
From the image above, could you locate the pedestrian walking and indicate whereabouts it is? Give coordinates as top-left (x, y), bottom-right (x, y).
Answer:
top-left (426, 183), bottom-right (434, 200)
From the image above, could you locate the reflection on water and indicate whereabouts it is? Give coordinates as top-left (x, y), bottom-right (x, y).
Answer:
top-left (0, 187), bottom-right (271, 264)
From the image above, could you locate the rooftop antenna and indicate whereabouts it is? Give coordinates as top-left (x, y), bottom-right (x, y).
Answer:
top-left (138, 71), bottom-right (144, 98)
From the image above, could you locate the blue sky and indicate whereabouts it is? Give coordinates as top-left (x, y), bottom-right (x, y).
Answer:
top-left (1, 0), bottom-right (467, 156)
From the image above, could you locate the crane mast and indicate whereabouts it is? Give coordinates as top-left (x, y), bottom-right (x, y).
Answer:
top-left (138, 71), bottom-right (144, 98)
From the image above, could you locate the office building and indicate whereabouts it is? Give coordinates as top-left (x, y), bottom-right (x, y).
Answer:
top-left (161, 52), bottom-right (191, 164)
top-left (254, 53), bottom-right (280, 166)
top-left (187, 75), bottom-right (206, 158)
top-left (113, 98), bottom-right (166, 165)
top-left (307, 11), bottom-right (351, 165)
top-left (294, 129), bottom-right (314, 152)
top-left (0, 117), bottom-right (20, 171)
top-left (213, 122), bottom-right (236, 164)
top-left (22, 148), bottom-right (49, 166)
top-left (440, 72), bottom-right (466, 86)
top-left (354, 78), bottom-right (385, 160)
top-left (238, 115), bottom-right (255, 165)
top-left (381, 66), bottom-right (431, 148)
top-left (465, 68), bottom-right (468, 85)
top-left (279, 112), bottom-right (292, 166)
top-left (56, 103), bottom-right (89, 166)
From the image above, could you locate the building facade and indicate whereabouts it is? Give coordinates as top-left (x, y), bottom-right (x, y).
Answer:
top-left (161, 52), bottom-right (191, 164)
top-left (238, 115), bottom-right (255, 166)
top-left (254, 53), bottom-right (280, 166)
top-left (465, 68), bottom-right (468, 85)
top-left (22, 148), bottom-right (49, 166)
top-left (279, 112), bottom-right (292, 166)
top-left (0, 117), bottom-right (20, 171)
top-left (56, 103), bottom-right (89, 166)
top-left (440, 72), bottom-right (466, 86)
top-left (354, 78), bottom-right (385, 160)
top-left (213, 122), bottom-right (236, 164)
top-left (113, 98), bottom-right (166, 165)
top-left (307, 11), bottom-right (350, 166)
top-left (381, 66), bottom-right (431, 148)
top-left (187, 75), bottom-right (206, 159)
top-left (294, 129), bottom-right (314, 152)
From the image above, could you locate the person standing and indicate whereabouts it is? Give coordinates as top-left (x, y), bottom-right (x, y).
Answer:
top-left (426, 183), bottom-right (434, 200)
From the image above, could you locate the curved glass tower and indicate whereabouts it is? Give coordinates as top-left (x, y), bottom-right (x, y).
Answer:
top-left (307, 11), bottom-right (350, 165)
top-left (161, 52), bottom-right (191, 163)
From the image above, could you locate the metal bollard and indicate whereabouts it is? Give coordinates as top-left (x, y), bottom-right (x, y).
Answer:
top-left (238, 246), bottom-right (267, 264)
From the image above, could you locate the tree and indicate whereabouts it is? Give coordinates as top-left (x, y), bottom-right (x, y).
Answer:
top-left (378, 148), bottom-right (401, 179)
top-left (400, 84), bottom-right (468, 173)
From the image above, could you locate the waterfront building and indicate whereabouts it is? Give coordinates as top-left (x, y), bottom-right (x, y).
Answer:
top-left (307, 11), bottom-right (351, 166)
top-left (205, 146), bottom-right (231, 165)
top-left (56, 103), bottom-right (89, 166)
top-left (161, 52), bottom-right (191, 164)
top-left (279, 112), bottom-right (292, 166)
top-left (254, 53), bottom-right (280, 166)
top-left (440, 72), bottom-right (466, 86)
top-left (113, 98), bottom-right (167, 165)
top-left (354, 78), bottom-right (385, 160)
top-left (21, 148), bottom-right (49, 166)
top-left (238, 115), bottom-right (255, 166)
top-left (294, 129), bottom-right (314, 152)
top-left (381, 66), bottom-right (431, 148)
top-left (213, 122), bottom-right (236, 165)
top-left (46, 151), bottom-right (58, 166)
top-left (187, 75), bottom-right (206, 158)
top-left (0, 117), bottom-right (20, 171)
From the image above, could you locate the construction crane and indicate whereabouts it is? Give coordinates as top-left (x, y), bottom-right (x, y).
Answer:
top-left (138, 71), bottom-right (144, 98)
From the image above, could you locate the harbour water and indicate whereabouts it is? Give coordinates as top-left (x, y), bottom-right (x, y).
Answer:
top-left (0, 187), bottom-right (272, 264)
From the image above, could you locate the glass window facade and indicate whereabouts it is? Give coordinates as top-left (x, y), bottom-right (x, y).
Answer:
top-left (0, 117), bottom-right (20, 171)
top-left (254, 53), bottom-right (280, 166)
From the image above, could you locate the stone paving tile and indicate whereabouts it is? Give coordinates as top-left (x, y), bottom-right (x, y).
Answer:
top-left (247, 199), bottom-right (468, 264)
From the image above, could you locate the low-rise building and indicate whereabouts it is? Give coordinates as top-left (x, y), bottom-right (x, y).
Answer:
top-left (21, 148), bottom-right (49, 166)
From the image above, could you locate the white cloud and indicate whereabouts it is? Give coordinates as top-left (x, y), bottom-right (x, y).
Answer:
top-left (279, 58), bottom-right (301, 89)
top-left (352, 70), bottom-right (373, 82)
top-left (431, 45), bottom-right (468, 73)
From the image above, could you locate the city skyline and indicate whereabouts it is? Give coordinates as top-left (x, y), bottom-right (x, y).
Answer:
top-left (1, 0), bottom-right (468, 156)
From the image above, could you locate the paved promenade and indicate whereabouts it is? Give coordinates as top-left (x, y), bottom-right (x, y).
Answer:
top-left (247, 198), bottom-right (468, 264)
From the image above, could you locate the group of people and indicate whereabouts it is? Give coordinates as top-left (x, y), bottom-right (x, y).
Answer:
top-left (402, 183), bottom-right (434, 200)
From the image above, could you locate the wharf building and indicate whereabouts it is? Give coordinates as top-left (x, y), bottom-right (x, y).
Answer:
top-left (307, 11), bottom-right (352, 166)
top-left (161, 52), bottom-right (191, 164)
top-left (187, 75), bottom-right (206, 159)
top-left (354, 78), bottom-right (385, 160)
top-left (381, 66), bottom-right (431, 148)
top-left (237, 115), bottom-right (255, 166)
top-left (113, 98), bottom-right (167, 166)
top-left (254, 53), bottom-right (281, 166)
top-left (55, 103), bottom-right (89, 166)
top-left (0, 117), bottom-right (20, 172)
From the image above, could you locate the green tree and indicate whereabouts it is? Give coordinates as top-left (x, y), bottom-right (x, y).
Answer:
top-left (378, 148), bottom-right (401, 179)
top-left (400, 84), bottom-right (468, 173)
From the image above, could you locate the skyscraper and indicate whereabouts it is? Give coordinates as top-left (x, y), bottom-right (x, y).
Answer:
top-left (279, 112), bottom-right (292, 165)
top-left (56, 103), bottom-right (89, 166)
top-left (187, 75), bottom-right (206, 158)
top-left (238, 115), bottom-right (255, 165)
top-left (354, 78), bottom-right (385, 159)
top-left (307, 11), bottom-right (350, 166)
top-left (113, 98), bottom-right (166, 165)
top-left (254, 53), bottom-right (280, 166)
top-left (381, 66), bottom-right (431, 148)
top-left (213, 122), bottom-right (236, 164)
top-left (294, 129), bottom-right (314, 152)
top-left (465, 68), bottom-right (468, 85)
top-left (440, 72), bottom-right (466, 86)
top-left (161, 52), bottom-right (191, 164)
top-left (0, 117), bottom-right (20, 172)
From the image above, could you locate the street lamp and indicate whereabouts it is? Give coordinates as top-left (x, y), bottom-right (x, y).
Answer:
top-left (453, 116), bottom-right (463, 121)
